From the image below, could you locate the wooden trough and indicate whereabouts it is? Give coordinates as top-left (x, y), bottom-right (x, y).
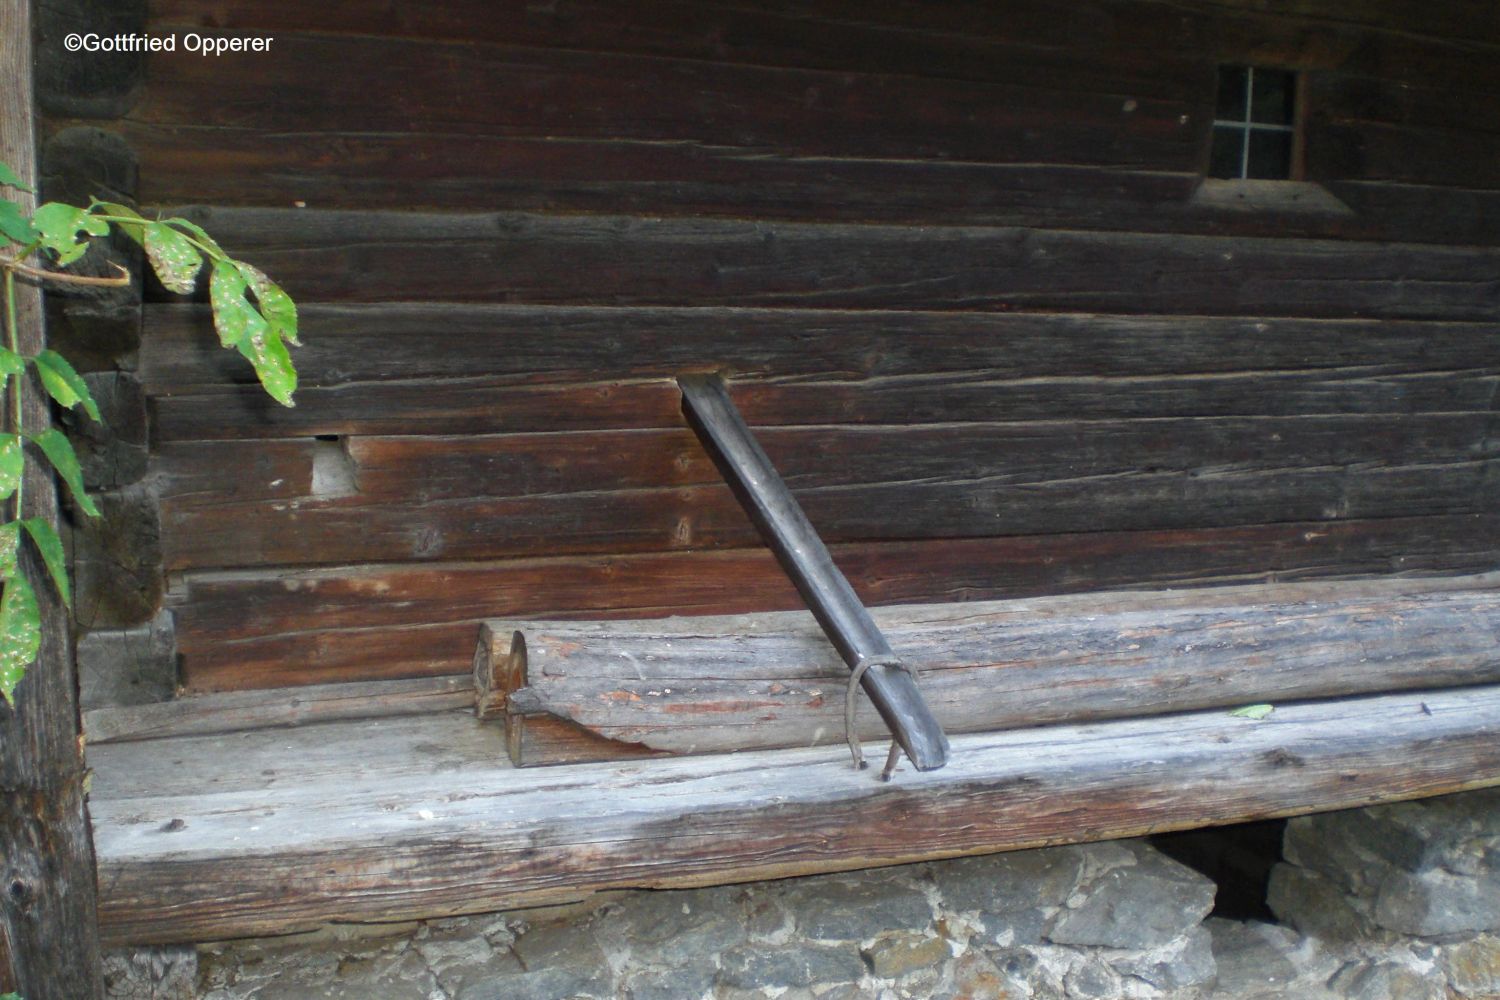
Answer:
top-left (86, 571), bottom-right (1500, 945)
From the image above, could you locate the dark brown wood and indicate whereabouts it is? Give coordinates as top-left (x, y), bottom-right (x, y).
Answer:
top-left (153, 411), bottom-right (1497, 572)
top-left (89, 685), bottom-right (1500, 945)
top-left (142, 207), bottom-right (1500, 320)
top-left (166, 514), bottom-right (1500, 691)
top-left (481, 575), bottom-right (1500, 764)
top-left (0, 6), bottom-right (106, 993)
top-left (128, 33), bottom-right (1197, 171)
top-left (139, 305), bottom-right (1500, 441)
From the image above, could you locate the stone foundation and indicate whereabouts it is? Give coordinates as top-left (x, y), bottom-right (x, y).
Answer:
top-left (107, 788), bottom-right (1500, 999)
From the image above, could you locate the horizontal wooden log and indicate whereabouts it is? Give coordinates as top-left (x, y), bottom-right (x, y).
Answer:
top-left (155, 412), bottom-right (1498, 571)
top-left (140, 306), bottom-right (1500, 440)
top-left (91, 685), bottom-right (1500, 945)
top-left (145, 207), bottom-right (1500, 318)
top-left (165, 515), bottom-right (1500, 691)
top-left (479, 574), bottom-right (1500, 764)
top-left (131, 32), bottom-right (1197, 170)
top-left (82, 676), bottom-right (473, 745)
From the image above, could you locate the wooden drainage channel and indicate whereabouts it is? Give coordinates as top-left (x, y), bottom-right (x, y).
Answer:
top-left (83, 381), bottom-right (1500, 945)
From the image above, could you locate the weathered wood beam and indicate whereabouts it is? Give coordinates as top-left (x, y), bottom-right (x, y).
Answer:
top-left (91, 685), bottom-right (1500, 946)
top-left (0, 2), bottom-right (105, 994)
top-left (83, 675), bottom-right (474, 745)
top-left (479, 573), bottom-right (1500, 765)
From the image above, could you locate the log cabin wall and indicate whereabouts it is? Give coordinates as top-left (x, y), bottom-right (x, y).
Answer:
top-left (38, 0), bottom-right (1500, 695)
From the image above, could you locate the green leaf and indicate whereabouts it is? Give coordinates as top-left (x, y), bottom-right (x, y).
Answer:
top-left (1228, 703), bottom-right (1275, 720)
top-left (21, 518), bottom-right (69, 607)
top-left (91, 200), bottom-right (147, 246)
top-left (0, 433), bottom-right (21, 502)
top-left (33, 350), bottom-right (101, 422)
top-left (209, 258), bottom-right (255, 348)
top-left (0, 199), bottom-right (37, 245)
top-left (236, 318), bottom-right (298, 407)
top-left (28, 428), bottom-right (99, 517)
top-left (239, 261), bottom-right (299, 346)
top-left (143, 220), bottom-right (204, 294)
top-left (162, 216), bottom-right (225, 257)
top-left (0, 522), bottom-right (19, 579)
top-left (31, 202), bottom-right (109, 266)
top-left (0, 161), bottom-right (31, 192)
top-left (0, 573), bottom-right (40, 705)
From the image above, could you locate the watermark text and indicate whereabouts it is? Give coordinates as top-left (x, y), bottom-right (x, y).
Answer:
top-left (64, 33), bottom-right (274, 56)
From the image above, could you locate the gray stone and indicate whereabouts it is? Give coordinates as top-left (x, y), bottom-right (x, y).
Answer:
top-left (932, 951), bottom-right (1030, 1000)
top-left (1208, 918), bottom-right (1305, 994)
top-left (623, 962), bottom-right (717, 1000)
top-left (1443, 935), bottom-right (1500, 997)
top-left (979, 906), bottom-right (1047, 947)
top-left (1046, 841), bottom-right (1215, 949)
top-left (931, 846), bottom-right (1084, 915)
top-left (601, 885), bottom-right (746, 961)
top-left (1063, 956), bottom-right (1121, 999)
top-left (717, 943), bottom-right (865, 990)
top-left (1374, 867), bottom-right (1500, 937)
top-left (512, 919), bottom-right (608, 976)
top-left (1268, 863), bottom-right (1373, 942)
top-left (77, 610), bottom-right (176, 710)
top-left (102, 946), bottom-right (196, 999)
top-left (780, 870), bottom-right (931, 941)
top-left (1327, 960), bottom-right (1445, 1000)
top-left (456, 964), bottom-right (612, 1000)
top-left (860, 930), bottom-right (950, 979)
top-left (1109, 924), bottom-right (1217, 991)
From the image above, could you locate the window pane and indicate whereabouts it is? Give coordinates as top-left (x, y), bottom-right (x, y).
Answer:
top-left (1216, 65), bottom-right (1249, 120)
top-left (1250, 69), bottom-right (1295, 125)
top-left (1210, 126), bottom-right (1245, 178)
top-left (1247, 129), bottom-right (1292, 179)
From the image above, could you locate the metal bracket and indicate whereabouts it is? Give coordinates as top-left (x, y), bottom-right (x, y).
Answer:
top-left (679, 374), bottom-right (950, 775)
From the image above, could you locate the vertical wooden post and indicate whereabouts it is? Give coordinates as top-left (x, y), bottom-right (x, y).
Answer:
top-left (0, 1), bottom-right (108, 995)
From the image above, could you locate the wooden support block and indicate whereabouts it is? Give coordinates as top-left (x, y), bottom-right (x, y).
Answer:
top-left (476, 573), bottom-right (1500, 766)
top-left (91, 685), bottom-right (1500, 946)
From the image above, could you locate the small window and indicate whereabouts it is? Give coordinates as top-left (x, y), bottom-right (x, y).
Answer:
top-left (1210, 66), bottom-right (1298, 180)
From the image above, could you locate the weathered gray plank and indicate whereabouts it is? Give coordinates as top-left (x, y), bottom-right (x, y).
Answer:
top-left (83, 675), bottom-right (474, 745)
top-left (481, 574), bottom-right (1500, 762)
top-left (91, 685), bottom-right (1500, 946)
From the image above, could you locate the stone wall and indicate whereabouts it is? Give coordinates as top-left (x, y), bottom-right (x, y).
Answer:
top-left (104, 788), bottom-right (1500, 1000)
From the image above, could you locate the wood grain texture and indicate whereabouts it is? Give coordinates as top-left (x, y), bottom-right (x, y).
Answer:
top-left (166, 515), bottom-right (1500, 691)
top-left (91, 685), bottom-right (1500, 945)
top-left (83, 675), bottom-right (474, 745)
top-left (142, 207), bottom-right (1500, 318)
top-left (140, 305), bottom-right (1500, 440)
top-left (480, 575), bottom-right (1500, 762)
top-left (0, 6), bottom-right (106, 994)
top-left (155, 410), bottom-right (1498, 572)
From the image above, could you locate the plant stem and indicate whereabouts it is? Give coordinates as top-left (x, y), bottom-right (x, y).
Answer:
top-left (3, 268), bottom-right (21, 518)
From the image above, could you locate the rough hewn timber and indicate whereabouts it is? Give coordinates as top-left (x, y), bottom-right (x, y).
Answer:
top-left (144, 207), bottom-right (1500, 319)
top-left (83, 675), bottom-right (473, 744)
top-left (90, 685), bottom-right (1500, 946)
top-left (154, 411), bottom-right (1498, 572)
top-left (138, 306), bottom-right (1500, 441)
top-left (166, 514), bottom-right (1500, 691)
top-left (0, 6), bottom-right (105, 993)
top-left (477, 574), bottom-right (1500, 764)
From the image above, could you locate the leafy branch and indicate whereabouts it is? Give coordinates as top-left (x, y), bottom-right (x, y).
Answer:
top-left (0, 160), bottom-right (300, 703)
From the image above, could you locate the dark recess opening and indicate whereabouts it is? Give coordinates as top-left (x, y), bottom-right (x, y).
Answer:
top-left (1151, 818), bottom-right (1287, 920)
